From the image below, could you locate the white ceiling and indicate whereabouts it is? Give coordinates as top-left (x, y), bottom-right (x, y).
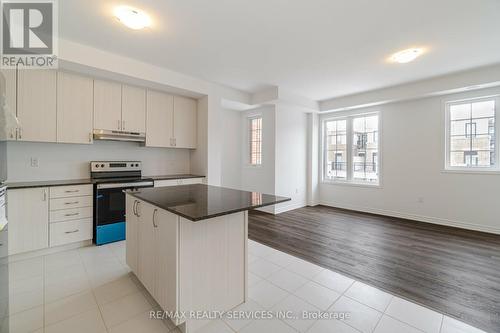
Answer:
top-left (60, 0), bottom-right (500, 101)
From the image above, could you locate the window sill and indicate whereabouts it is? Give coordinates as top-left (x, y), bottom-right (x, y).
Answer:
top-left (442, 168), bottom-right (500, 175)
top-left (321, 180), bottom-right (382, 189)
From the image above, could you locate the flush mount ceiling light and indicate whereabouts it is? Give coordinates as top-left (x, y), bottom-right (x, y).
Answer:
top-left (389, 48), bottom-right (425, 64)
top-left (114, 6), bottom-right (151, 30)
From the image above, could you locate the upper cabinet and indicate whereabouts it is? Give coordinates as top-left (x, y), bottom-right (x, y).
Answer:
top-left (146, 90), bottom-right (174, 148)
top-left (93, 79), bottom-right (122, 131)
top-left (122, 85), bottom-right (146, 133)
top-left (57, 72), bottom-right (94, 144)
top-left (0, 69), bottom-right (17, 140)
top-left (173, 96), bottom-right (197, 149)
top-left (17, 70), bottom-right (57, 142)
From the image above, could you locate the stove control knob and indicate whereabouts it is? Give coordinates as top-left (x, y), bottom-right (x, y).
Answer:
top-left (95, 164), bottom-right (99, 168)
top-left (101, 164), bottom-right (105, 168)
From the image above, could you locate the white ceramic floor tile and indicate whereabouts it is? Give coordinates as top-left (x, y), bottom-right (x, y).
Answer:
top-left (44, 250), bottom-right (82, 272)
top-left (286, 259), bottom-right (324, 280)
top-left (293, 281), bottom-right (340, 310)
top-left (308, 318), bottom-right (360, 333)
top-left (92, 275), bottom-right (139, 305)
top-left (312, 270), bottom-right (354, 294)
top-left (44, 272), bottom-right (91, 303)
top-left (248, 254), bottom-right (259, 264)
top-left (8, 275), bottom-right (43, 296)
top-left (344, 281), bottom-right (393, 312)
top-left (248, 242), bottom-right (279, 258)
top-left (196, 319), bottom-right (233, 333)
top-left (44, 291), bottom-right (98, 326)
top-left (86, 264), bottom-right (129, 288)
top-left (265, 251), bottom-right (301, 267)
top-left (441, 316), bottom-right (487, 333)
top-left (385, 297), bottom-right (443, 333)
top-left (44, 307), bottom-right (107, 333)
top-left (373, 315), bottom-right (423, 333)
top-left (108, 310), bottom-right (170, 333)
top-left (238, 318), bottom-right (296, 333)
top-left (249, 258), bottom-right (282, 278)
top-left (1, 306), bottom-right (43, 333)
top-left (267, 269), bottom-right (308, 293)
top-left (248, 272), bottom-right (263, 287)
top-left (329, 296), bottom-right (382, 333)
top-left (223, 299), bottom-right (264, 332)
top-left (100, 291), bottom-right (153, 328)
top-left (272, 294), bottom-right (319, 332)
top-left (248, 280), bottom-right (289, 309)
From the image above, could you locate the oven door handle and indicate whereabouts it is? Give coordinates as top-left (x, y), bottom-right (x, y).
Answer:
top-left (96, 182), bottom-right (154, 189)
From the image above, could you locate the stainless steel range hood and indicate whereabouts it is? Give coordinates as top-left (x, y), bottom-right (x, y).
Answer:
top-left (93, 129), bottom-right (146, 142)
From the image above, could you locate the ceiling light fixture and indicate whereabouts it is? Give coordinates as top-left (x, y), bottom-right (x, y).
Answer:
top-left (389, 48), bottom-right (425, 64)
top-left (114, 6), bottom-right (151, 30)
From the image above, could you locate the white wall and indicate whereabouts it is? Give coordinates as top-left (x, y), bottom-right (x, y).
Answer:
top-left (319, 86), bottom-right (500, 234)
top-left (274, 105), bottom-right (308, 213)
top-left (220, 108), bottom-right (242, 189)
top-left (6, 141), bottom-right (191, 182)
top-left (0, 142), bottom-right (6, 182)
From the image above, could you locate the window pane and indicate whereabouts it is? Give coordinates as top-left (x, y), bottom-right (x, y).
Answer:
top-left (325, 119), bottom-right (347, 179)
top-left (353, 115), bottom-right (378, 182)
top-left (249, 117), bottom-right (262, 165)
top-left (449, 99), bottom-right (496, 168)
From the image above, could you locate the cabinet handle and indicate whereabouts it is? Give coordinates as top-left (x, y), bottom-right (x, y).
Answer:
top-left (64, 212), bottom-right (79, 217)
top-left (42, 189), bottom-right (47, 201)
top-left (65, 229), bottom-right (79, 234)
top-left (65, 190), bottom-right (79, 193)
top-left (64, 201), bottom-right (79, 205)
top-left (136, 201), bottom-right (141, 217)
top-left (152, 208), bottom-right (158, 228)
top-left (122, 120), bottom-right (125, 130)
top-left (133, 200), bottom-right (138, 216)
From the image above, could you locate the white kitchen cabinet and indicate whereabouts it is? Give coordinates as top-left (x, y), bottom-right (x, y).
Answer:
top-left (122, 85), bottom-right (146, 133)
top-left (173, 96), bottom-right (197, 148)
top-left (146, 90), bottom-right (174, 148)
top-left (138, 201), bottom-right (157, 295)
top-left (17, 70), bottom-right (57, 142)
top-left (57, 72), bottom-right (94, 144)
top-left (94, 79), bottom-right (122, 131)
top-left (7, 188), bottom-right (49, 255)
top-left (125, 196), bottom-right (139, 273)
top-left (155, 208), bottom-right (178, 313)
top-left (0, 69), bottom-right (17, 141)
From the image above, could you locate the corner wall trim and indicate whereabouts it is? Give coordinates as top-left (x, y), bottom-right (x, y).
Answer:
top-left (320, 200), bottom-right (500, 235)
top-left (274, 202), bottom-right (307, 215)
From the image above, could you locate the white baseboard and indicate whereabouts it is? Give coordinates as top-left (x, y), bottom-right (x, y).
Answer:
top-left (8, 240), bottom-right (92, 263)
top-left (274, 201), bottom-right (307, 214)
top-left (320, 200), bottom-right (500, 235)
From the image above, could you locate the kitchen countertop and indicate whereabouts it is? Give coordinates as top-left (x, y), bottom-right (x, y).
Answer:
top-left (6, 174), bottom-right (205, 189)
top-left (125, 184), bottom-right (290, 222)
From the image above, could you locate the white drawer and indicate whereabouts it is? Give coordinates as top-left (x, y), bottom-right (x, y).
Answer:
top-left (154, 178), bottom-right (203, 187)
top-left (50, 185), bottom-right (93, 199)
top-left (50, 219), bottom-right (92, 247)
top-left (50, 207), bottom-right (93, 223)
top-left (50, 195), bottom-right (93, 211)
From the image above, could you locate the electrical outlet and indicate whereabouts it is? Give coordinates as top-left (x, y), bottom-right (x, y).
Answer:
top-left (30, 157), bottom-right (39, 168)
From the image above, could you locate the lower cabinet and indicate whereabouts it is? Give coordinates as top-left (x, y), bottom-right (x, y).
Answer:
top-left (7, 187), bottom-right (49, 255)
top-left (126, 196), bottom-right (179, 321)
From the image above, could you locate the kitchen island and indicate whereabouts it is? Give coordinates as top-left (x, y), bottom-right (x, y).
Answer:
top-left (125, 184), bottom-right (289, 333)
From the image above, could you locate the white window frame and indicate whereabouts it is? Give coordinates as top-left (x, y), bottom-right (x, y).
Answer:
top-left (321, 111), bottom-right (381, 187)
top-left (247, 115), bottom-right (263, 167)
top-left (444, 94), bottom-right (500, 173)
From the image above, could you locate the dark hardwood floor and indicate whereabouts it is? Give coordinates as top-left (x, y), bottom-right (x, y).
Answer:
top-left (248, 205), bottom-right (500, 333)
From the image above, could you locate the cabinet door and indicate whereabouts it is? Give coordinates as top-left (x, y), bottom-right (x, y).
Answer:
top-left (17, 70), bottom-right (57, 142)
top-left (57, 72), bottom-right (93, 144)
top-left (146, 90), bottom-right (173, 148)
top-left (155, 209), bottom-right (178, 313)
top-left (7, 188), bottom-right (49, 255)
top-left (125, 196), bottom-right (139, 274)
top-left (0, 69), bottom-right (17, 140)
top-left (138, 202), bottom-right (156, 295)
top-left (173, 96), bottom-right (197, 148)
top-left (93, 80), bottom-right (122, 131)
top-left (122, 85), bottom-right (146, 133)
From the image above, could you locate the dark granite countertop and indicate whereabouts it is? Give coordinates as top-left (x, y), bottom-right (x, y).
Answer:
top-left (125, 184), bottom-right (290, 222)
top-left (6, 174), bottom-right (205, 189)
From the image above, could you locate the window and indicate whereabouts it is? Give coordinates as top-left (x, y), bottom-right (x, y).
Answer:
top-left (446, 97), bottom-right (499, 170)
top-left (323, 113), bottom-right (379, 184)
top-left (249, 117), bottom-right (262, 165)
